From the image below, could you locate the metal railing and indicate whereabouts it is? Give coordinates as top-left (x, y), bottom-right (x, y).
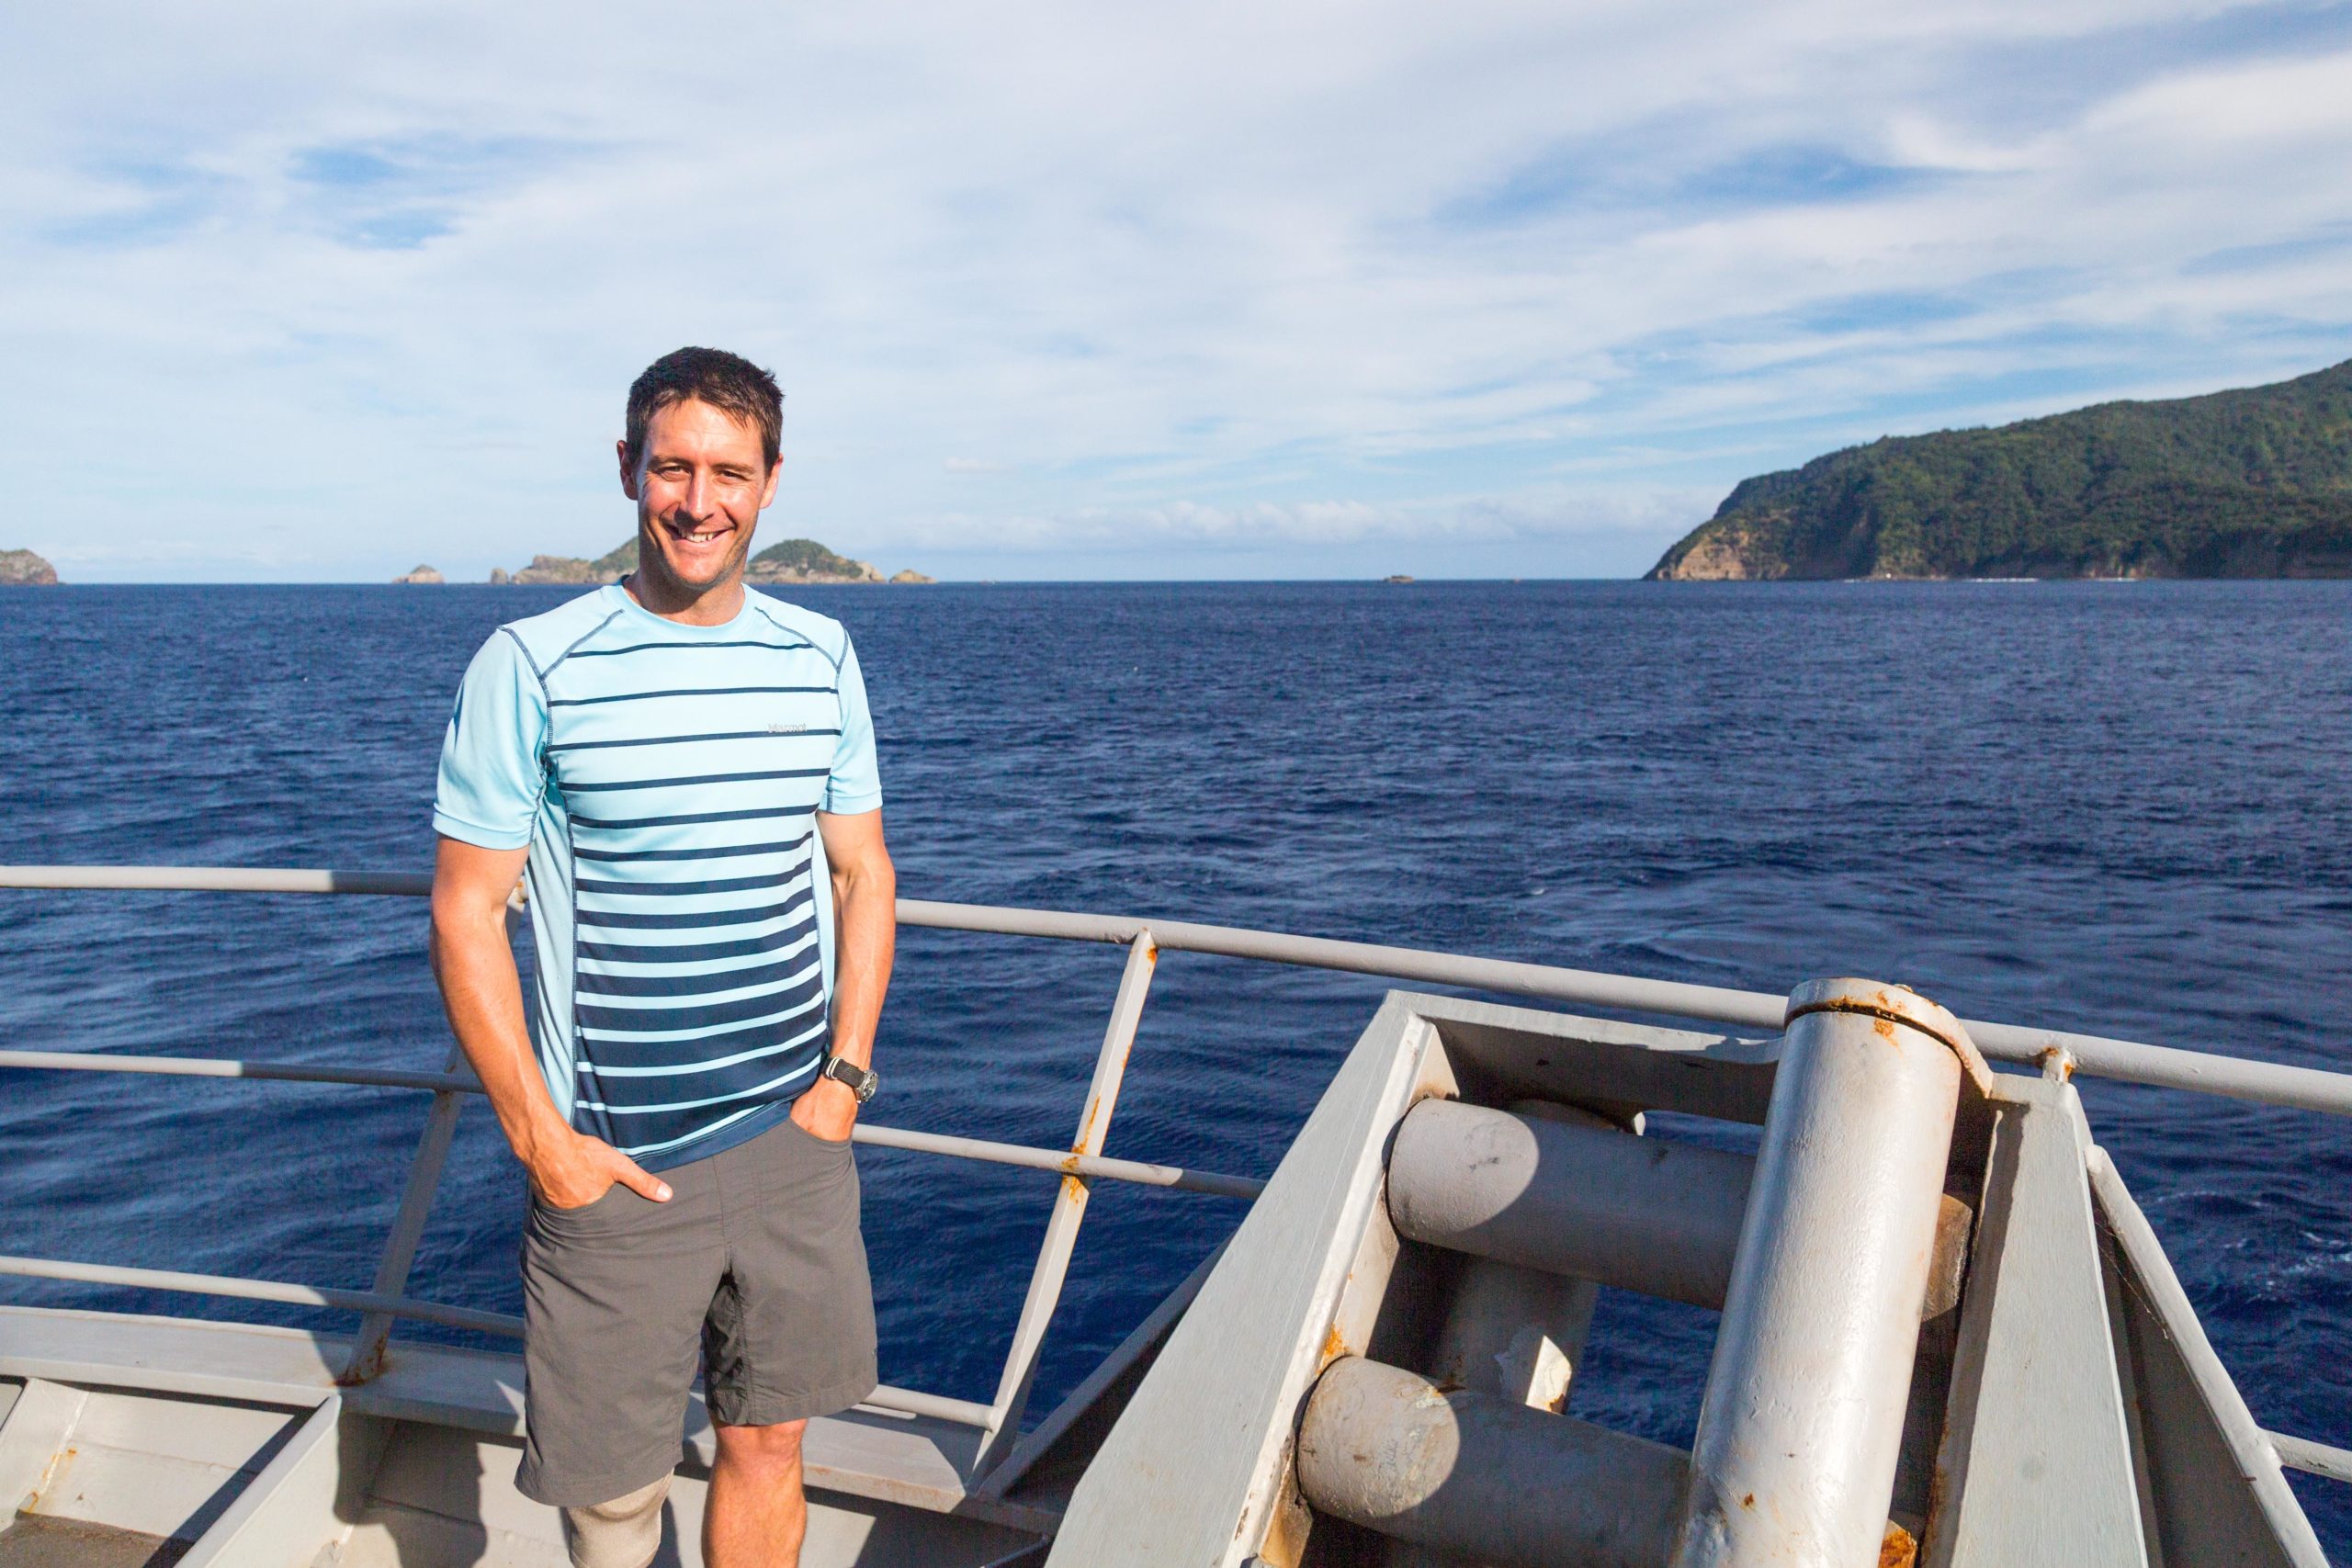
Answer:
top-left (3, 863), bottom-right (2349, 1489)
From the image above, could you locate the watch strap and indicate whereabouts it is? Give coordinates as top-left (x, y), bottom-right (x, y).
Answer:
top-left (821, 1055), bottom-right (878, 1101)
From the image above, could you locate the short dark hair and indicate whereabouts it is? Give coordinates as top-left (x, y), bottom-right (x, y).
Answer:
top-left (623, 347), bottom-right (784, 469)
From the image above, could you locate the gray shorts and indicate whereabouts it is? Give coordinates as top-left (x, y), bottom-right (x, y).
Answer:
top-left (514, 1115), bottom-right (877, 1506)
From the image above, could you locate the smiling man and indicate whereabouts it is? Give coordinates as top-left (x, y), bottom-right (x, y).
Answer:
top-left (429, 347), bottom-right (893, 1568)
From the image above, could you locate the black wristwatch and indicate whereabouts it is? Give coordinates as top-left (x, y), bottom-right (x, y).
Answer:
top-left (820, 1055), bottom-right (879, 1103)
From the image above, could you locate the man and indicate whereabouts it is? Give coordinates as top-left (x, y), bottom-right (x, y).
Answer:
top-left (430, 346), bottom-right (894, 1568)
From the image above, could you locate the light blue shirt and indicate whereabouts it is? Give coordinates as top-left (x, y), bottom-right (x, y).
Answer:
top-left (434, 585), bottom-right (881, 1171)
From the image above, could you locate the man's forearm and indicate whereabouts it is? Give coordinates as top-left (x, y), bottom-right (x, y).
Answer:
top-left (826, 861), bottom-right (896, 1070)
top-left (431, 905), bottom-right (569, 1161)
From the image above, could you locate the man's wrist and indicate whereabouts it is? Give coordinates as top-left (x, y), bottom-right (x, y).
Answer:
top-left (512, 1108), bottom-right (577, 1168)
top-left (808, 1075), bottom-right (861, 1109)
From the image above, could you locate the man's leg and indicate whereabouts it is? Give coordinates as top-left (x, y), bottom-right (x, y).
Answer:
top-left (706, 1419), bottom-right (808, 1567)
top-left (561, 1475), bottom-right (670, 1568)
top-left (514, 1164), bottom-right (722, 1562)
top-left (699, 1120), bottom-right (876, 1566)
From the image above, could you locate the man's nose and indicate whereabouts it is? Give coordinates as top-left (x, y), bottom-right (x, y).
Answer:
top-left (682, 470), bottom-right (714, 518)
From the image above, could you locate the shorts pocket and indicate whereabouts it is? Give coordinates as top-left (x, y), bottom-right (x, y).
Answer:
top-left (530, 1182), bottom-right (637, 1239)
top-left (778, 1112), bottom-right (854, 1151)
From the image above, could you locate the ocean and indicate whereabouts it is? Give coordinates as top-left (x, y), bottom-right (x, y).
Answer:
top-left (1, 579), bottom-right (2346, 1546)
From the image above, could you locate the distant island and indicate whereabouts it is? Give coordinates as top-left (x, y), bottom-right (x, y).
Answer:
top-left (490, 537), bottom-right (932, 586)
top-left (1647, 357), bottom-right (2352, 580)
top-left (1, 548), bottom-right (58, 585)
top-left (392, 564), bottom-right (444, 584)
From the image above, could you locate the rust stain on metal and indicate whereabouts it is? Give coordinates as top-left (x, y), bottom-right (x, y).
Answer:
top-left (1786, 983), bottom-right (1996, 1092)
top-left (1879, 1522), bottom-right (1918, 1567)
top-left (1254, 1461), bottom-right (1313, 1568)
top-left (1921, 1194), bottom-right (1973, 1320)
top-left (1059, 1174), bottom-right (1088, 1202)
top-left (1318, 1324), bottom-right (1351, 1371)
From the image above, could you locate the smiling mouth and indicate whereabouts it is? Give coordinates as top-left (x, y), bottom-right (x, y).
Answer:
top-left (663, 519), bottom-right (733, 547)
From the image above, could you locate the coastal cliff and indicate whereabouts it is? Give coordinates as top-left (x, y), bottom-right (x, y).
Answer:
top-left (1, 548), bottom-right (59, 585)
top-left (1648, 357), bottom-right (2352, 580)
top-left (492, 537), bottom-right (927, 585)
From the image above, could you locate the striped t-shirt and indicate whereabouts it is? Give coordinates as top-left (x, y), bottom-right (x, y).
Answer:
top-left (432, 584), bottom-right (881, 1172)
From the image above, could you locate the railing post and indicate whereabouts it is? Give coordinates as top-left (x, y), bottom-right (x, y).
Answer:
top-left (336, 1046), bottom-right (469, 1384)
top-left (971, 931), bottom-right (1157, 1478)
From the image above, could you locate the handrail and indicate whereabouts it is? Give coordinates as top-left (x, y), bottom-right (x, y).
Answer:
top-left (0, 1048), bottom-right (1264, 1200)
top-left (4, 864), bottom-right (2348, 1118)
top-left (0, 1253), bottom-right (521, 1338)
top-left (4, 863), bottom-right (2348, 1486)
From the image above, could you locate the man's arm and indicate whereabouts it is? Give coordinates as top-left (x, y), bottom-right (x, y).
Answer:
top-left (429, 837), bottom-right (672, 1207)
top-left (793, 808), bottom-right (896, 1142)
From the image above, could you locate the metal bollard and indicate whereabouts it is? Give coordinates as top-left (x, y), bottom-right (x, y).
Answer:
top-left (1296, 1356), bottom-right (1690, 1568)
top-left (1387, 1098), bottom-right (1755, 1309)
top-left (1669, 979), bottom-right (1969, 1568)
top-left (1422, 1101), bottom-right (1624, 1416)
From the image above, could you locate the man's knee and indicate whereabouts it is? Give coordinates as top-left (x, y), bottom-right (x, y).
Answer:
top-left (713, 1417), bottom-right (807, 1475)
top-left (560, 1474), bottom-right (670, 1568)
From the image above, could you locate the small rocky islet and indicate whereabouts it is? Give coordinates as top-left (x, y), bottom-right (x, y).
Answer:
top-left (1, 548), bottom-right (59, 585)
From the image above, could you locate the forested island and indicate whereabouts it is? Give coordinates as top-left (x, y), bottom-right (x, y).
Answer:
top-left (1647, 357), bottom-right (2352, 580)
top-left (491, 537), bottom-right (931, 586)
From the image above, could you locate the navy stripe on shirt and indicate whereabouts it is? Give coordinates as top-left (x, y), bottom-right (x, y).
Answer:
top-left (574, 898), bottom-right (808, 930)
top-left (574, 872), bottom-right (790, 897)
top-left (571, 805), bottom-right (820, 831)
top-left (575, 956), bottom-right (818, 999)
top-left (572, 832), bottom-right (809, 863)
top-left (563, 766), bottom-right (831, 795)
top-left (574, 1005), bottom-right (827, 1069)
top-left (547, 728), bottom-right (840, 756)
top-left (584, 1054), bottom-right (820, 1113)
top-left (575, 971), bottom-right (825, 1033)
top-left (548, 684), bottom-right (833, 708)
top-left (566, 638), bottom-right (816, 659)
top-left (578, 914), bottom-right (819, 966)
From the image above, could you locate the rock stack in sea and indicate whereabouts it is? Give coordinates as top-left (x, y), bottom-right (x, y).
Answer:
top-left (392, 565), bottom-right (445, 584)
top-left (0, 548), bottom-right (59, 585)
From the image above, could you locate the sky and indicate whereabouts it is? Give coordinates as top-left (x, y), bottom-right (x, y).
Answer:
top-left (3, 2), bottom-right (2350, 582)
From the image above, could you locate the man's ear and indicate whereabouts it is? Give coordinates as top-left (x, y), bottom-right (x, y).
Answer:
top-left (616, 439), bottom-right (641, 501)
top-left (758, 457), bottom-right (784, 511)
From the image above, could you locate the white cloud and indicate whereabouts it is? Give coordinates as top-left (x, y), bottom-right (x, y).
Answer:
top-left (0, 0), bottom-right (2346, 578)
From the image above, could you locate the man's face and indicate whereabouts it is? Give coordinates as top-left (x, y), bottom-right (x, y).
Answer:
top-left (618, 399), bottom-right (781, 597)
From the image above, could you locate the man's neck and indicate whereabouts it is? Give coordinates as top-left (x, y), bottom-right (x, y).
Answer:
top-left (622, 570), bottom-right (746, 626)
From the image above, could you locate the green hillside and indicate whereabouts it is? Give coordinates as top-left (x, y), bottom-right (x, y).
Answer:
top-left (589, 537), bottom-right (870, 578)
top-left (1647, 358), bottom-right (2352, 580)
top-left (749, 537), bottom-right (867, 577)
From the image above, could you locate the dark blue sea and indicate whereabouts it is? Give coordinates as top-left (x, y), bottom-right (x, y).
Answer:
top-left (2, 581), bottom-right (2347, 1547)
